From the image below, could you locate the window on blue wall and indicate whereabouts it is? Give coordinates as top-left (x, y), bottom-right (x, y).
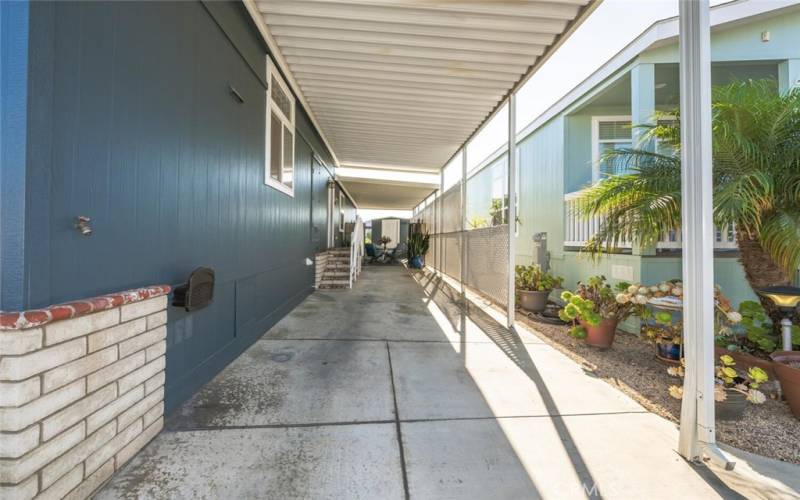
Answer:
top-left (266, 59), bottom-right (295, 196)
top-left (592, 116), bottom-right (632, 181)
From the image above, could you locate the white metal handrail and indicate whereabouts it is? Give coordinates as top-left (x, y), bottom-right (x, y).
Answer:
top-left (349, 216), bottom-right (364, 288)
top-left (564, 190), bottom-right (737, 250)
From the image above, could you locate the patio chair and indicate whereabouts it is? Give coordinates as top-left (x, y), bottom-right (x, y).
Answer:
top-left (365, 243), bottom-right (378, 263)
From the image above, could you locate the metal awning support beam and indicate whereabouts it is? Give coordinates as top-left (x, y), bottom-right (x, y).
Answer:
top-left (677, 0), bottom-right (734, 470)
top-left (507, 94), bottom-right (517, 329)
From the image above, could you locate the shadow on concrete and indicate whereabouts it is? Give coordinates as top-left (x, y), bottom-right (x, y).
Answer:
top-left (415, 269), bottom-right (602, 499)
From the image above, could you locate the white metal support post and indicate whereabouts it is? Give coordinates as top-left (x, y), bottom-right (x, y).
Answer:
top-left (677, 0), bottom-right (734, 470)
top-left (507, 94), bottom-right (517, 329)
top-left (460, 149), bottom-right (467, 297)
top-left (439, 168), bottom-right (445, 274)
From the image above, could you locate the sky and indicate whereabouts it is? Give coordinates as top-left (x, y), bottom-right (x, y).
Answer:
top-left (457, 0), bottom-right (733, 173)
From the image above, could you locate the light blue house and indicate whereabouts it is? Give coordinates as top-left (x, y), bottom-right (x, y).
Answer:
top-left (506, 3), bottom-right (800, 308)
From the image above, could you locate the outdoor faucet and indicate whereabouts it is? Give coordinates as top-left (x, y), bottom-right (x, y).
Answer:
top-left (74, 216), bottom-right (92, 236)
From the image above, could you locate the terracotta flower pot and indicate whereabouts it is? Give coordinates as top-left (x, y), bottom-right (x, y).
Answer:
top-left (519, 290), bottom-right (550, 313)
top-left (579, 318), bottom-right (619, 349)
top-left (770, 351), bottom-right (800, 419)
top-left (716, 389), bottom-right (747, 421)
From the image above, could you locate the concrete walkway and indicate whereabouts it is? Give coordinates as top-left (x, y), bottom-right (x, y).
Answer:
top-left (99, 265), bottom-right (796, 499)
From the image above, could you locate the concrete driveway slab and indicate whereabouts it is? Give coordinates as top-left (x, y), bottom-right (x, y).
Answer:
top-left (98, 423), bottom-right (404, 500)
top-left (390, 341), bottom-right (643, 421)
top-left (168, 340), bottom-right (394, 429)
top-left (402, 413), bottom-right (726, 500)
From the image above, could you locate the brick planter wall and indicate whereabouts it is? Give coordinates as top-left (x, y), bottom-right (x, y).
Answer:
top-left (0, 286), bottom-right (170, 499)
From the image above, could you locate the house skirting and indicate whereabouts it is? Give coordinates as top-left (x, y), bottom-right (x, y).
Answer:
top-left (0, 286), bottom-right (170, 499)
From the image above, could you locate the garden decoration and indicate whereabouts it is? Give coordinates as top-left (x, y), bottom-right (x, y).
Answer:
top-left (667, 355), bottom-right (769, 421)
top-left (757, 286), bottom-right (800, 351)
top-left (515, 265), bottom-right (563, 313)
top-left (574, 81), bottom-right (800, 329)
top-left (407, 232), bottom-right (430, 269)
top-left (558, 276), bottom-right (644, 348)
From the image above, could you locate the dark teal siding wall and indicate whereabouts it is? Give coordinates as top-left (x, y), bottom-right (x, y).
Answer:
top-left (23, 1), bottom-right (332, 411)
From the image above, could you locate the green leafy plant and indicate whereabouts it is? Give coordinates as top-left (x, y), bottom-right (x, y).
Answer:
top-left (558, 276), bottom-right (643, 339)
top-left (407, 232), bottom-right (430, 259)
top-left (515, 265), bottom-right (563, 292)
top-left (574, 80), bottom-right (800, 326)
top-left (716, 300), bottom-right (800, 356)
top-left (378, 235), bottom-right (392, 251)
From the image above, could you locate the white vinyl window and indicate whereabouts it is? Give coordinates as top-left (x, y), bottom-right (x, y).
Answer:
top-left (265, 59), bottom-right (295, 196)
top-left (591, 116), bottom-right (632, 181)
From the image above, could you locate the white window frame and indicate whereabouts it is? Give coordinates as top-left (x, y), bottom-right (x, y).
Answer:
top-left (591, 115), bottom-right (632, 182)
top-left (265, 58), bottom-right (295, 197)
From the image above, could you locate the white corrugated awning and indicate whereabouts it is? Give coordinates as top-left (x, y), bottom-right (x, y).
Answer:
top-left (248, 0), bottom-right (597, 179)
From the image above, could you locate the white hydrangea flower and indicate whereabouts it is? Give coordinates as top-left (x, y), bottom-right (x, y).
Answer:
top-left (615, 293), bottom-right (629, 304)
top-left (627, 285), bottom-right (639, 294)
top-left (673, 287), bottom-right (683, 296)
top-left (659, 283), bottom-right (671, 293)
top-left (638, 286), bottom-right (649, 295)
top-left (726, 311), bottom-right (743, 323)
top-left (649, 285), bottom-right (660, 293)
top-left (635, 294), bottom-right (649, 304)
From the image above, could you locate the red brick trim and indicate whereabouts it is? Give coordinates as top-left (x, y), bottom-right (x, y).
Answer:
top-left (0, 285), bottom-right (172, 331)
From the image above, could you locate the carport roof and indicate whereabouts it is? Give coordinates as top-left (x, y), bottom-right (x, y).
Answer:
top-left (245, 0), bottom-right (598, 173)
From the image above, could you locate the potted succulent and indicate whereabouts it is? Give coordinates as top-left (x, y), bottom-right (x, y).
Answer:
top-left (667, 355), bottom-right (769, 420)
top-left (558, 276), bottom-right (643, 348)
top-left (407, 232), bottom-right (430, 269)
top-left (515, 265), bottom-right (563, 313)
top-left (643, 310), bottom-right (683, 363)
top-left (770, 351), bottom-right (800, 418)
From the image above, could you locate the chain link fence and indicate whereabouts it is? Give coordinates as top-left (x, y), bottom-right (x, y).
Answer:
top-left (415, 168), bottom-right (508, 309)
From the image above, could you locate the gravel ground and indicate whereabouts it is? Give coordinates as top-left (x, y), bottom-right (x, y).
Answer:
top-left (516, 311), bottom-right (800, 464)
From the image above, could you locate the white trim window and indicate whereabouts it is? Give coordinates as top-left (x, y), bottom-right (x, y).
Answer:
top-left (265, 58), bottom-right (295, 196)
top-left (591, 115), bottom-right (632, 181)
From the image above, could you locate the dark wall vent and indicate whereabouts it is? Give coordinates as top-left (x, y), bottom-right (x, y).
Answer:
top-left (172, 267), bottom-right (215, 311)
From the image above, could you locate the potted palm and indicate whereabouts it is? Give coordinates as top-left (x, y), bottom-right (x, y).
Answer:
top-left (407, 232), bottom-right (430, 269)
top-left (558, 276), bottom-right (644, 348)
top-left (515, 265), bottom-right (563, 313)
top-left (574, 81), bottom-right (800, 328)
top-left (667, 355), bottom-right (769, 421)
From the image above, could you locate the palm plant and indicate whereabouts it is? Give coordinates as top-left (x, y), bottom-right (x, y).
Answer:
top-left (576, 80), bottom-right (800, 322)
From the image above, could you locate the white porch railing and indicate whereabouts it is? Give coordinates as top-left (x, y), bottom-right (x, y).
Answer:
top-left (564, 190), bottom-right (737, 250)
top-left (349, 216), bottom-right (365, 287)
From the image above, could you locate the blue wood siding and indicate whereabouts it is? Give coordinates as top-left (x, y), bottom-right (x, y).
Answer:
top-left (22, 1), bottom-right (333, 411)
